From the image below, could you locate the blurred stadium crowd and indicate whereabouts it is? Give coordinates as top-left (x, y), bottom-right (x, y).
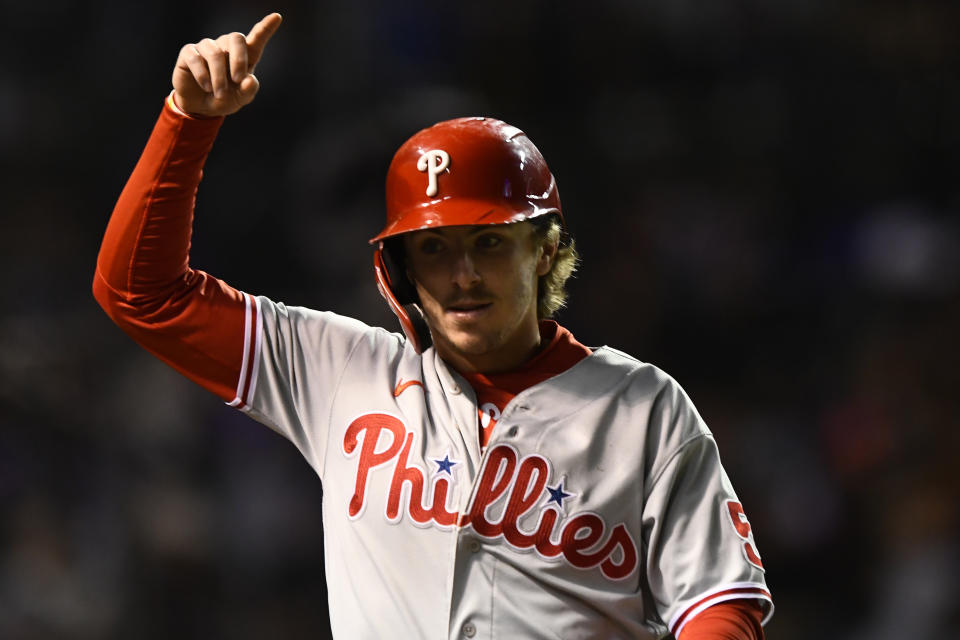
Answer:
top-left (1, 0), bottom-right (958, 638)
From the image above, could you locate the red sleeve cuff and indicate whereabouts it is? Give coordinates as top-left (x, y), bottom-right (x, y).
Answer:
top-left (678, 599), bottom-right (765, 640)
top-left (166, 90), bottom-right (222, 120)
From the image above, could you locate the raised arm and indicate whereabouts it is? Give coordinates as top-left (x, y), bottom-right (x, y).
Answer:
top-left (93, 14), bottom-right (282, 405)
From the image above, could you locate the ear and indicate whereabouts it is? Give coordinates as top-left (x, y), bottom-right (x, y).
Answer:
top-left (536, 235), bottom-right (559, 277)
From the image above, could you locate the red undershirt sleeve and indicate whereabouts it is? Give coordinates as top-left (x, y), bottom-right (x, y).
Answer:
top-left (677, 599), bottom-right (765, 640)
top-left (93, 98), bottom-right (250, 403)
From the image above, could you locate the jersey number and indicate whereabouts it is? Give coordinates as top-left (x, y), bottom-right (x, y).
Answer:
top-left (726, 501), bottom-right (764, 571)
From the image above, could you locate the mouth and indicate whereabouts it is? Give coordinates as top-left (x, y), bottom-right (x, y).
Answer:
top-left (445, 301), bottom-right (493, 320)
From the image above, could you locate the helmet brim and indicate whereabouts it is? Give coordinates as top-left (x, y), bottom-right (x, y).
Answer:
top-left (369, 199), bottom-right (560, 244)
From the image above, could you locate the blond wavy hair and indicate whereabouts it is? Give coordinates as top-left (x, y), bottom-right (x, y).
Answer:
top-left (532, 215), bottom-right (579, 319)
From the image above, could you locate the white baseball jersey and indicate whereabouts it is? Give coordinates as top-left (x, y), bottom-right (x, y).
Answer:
top-left (94, 101), bottom-right (772, 640)
top-left (232, 296), bottom-right (773, 638)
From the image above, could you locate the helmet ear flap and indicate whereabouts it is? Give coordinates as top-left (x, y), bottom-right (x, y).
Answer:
top-left (373, 243), bottom-right (432, 353)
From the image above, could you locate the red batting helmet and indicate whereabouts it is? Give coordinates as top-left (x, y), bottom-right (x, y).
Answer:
top-left (371, 117), bottom-right (563, 353)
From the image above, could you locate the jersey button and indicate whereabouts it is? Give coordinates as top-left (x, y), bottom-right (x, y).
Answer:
top-left (469, 540), bottom-right (481, 553)
top-left (463, 622), bottom-right (477, 637)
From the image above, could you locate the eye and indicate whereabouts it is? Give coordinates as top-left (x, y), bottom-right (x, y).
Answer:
top-left (475, 233), bottom-right (503, 249)
top-left (417, 236), bottom-right (446, 255)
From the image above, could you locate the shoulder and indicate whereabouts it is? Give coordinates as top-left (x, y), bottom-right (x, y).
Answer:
top-left (255, 296), bottom-right (411, 361)
top-left (538, 344), bottom-right (708, 433)
top-left (575, 347), bottom-right (696, 409)
top-left (575, 346), bottom-right (712, 448)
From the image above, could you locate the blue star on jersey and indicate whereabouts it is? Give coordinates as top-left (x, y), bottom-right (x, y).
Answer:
top-left (547, 482), bottom-right (572, 507)
top-left (434, 455), bottom-right (457, 475)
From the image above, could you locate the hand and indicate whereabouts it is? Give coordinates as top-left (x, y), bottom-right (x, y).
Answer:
top-left (172, 13), bottom-right (283, 117)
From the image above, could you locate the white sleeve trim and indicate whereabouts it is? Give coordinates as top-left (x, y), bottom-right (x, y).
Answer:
top-left (227, 293), bottom-right (262, 411)
top-left (670, 581), bottom-right (773, 638)
top-left (247, 295), bottom-right (263, 407)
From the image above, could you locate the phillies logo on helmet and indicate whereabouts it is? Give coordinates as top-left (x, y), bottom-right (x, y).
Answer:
top-left (416, 149), bottom-right (450, 197)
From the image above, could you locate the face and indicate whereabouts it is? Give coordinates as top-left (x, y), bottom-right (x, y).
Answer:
top-left (402, 223), bottom-right (556, 373)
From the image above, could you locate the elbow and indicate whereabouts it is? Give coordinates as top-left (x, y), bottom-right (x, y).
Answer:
top-left (92, 269), bottom-right (104, 308)
top-left (92, 266), bottom-right (133, 325)
top-left (92, 268), bottom-right (117, 319)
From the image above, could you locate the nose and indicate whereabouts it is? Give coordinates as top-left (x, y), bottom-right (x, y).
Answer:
top-left (451, 249), bottom-right (481, 289)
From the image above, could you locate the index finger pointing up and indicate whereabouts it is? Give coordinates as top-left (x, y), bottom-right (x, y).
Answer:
top-left (246, 12), bottom-right (283, 71)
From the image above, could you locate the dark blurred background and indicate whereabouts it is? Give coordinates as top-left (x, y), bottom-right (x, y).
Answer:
top-left (2, 0), bottom-right (958, 638)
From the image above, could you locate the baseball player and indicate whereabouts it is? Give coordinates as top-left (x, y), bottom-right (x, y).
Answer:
top-left (94, 13), bottom-right (773, 639)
